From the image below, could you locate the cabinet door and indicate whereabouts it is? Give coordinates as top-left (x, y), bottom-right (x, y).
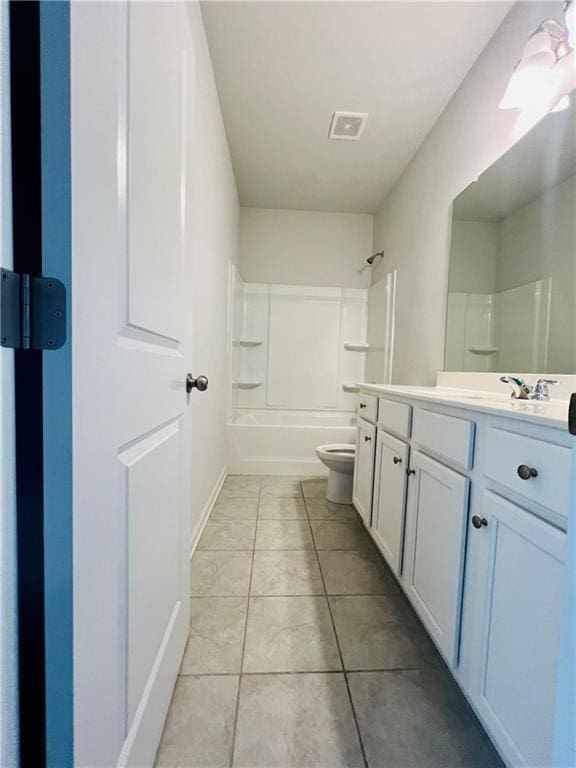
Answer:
top-left (404, 451), bottom-right (469, 665)
top-left (372, 430), bottom-right (409, 576)
top-left (474, 491), bottom-right (565, 768)
top-left (353, 419), bottom-right (376, 526)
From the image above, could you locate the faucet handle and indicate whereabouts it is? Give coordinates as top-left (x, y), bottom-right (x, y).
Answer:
top-left (533, 378), bottom-right (559, 401)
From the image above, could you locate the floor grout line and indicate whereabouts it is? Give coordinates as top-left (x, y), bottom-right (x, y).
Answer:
top-left (228, 478), bottom-right (261, 768)
top-left (303, 482), bottom-right (370, 768)
top-left (178, 665), bottom-right (434, 679)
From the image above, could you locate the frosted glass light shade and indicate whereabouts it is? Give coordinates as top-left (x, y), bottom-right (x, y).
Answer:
top-left (499, 61), bottom-right (561, 110)
top-left (565, 1), bottom-right (576, 47)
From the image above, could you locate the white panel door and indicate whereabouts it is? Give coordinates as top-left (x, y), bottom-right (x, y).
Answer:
top-left (72, 4), bottom-right (195, 766)
top-left (404, 451), bottom-right (469, 665)
top-left (352, 419), bottom-right (376, 525)
top-left (474, 491), bottom-right (565, 768)
top-left (372, 430), bottom-right (409, 576)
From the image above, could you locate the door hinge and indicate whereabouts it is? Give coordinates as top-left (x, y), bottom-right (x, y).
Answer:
top-left (1, 268), bottom-right (66, 350)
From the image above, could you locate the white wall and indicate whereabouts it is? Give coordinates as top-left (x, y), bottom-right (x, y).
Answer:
top-left (372, 1), bottom-right (566, 385)
top-left (239, 207), bottom-right (372, 288)
top-left (186, 3), bottom-right (239, 533)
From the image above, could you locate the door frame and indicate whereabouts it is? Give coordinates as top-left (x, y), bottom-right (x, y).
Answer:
top-left (8, 2), bottom-right (73, 765)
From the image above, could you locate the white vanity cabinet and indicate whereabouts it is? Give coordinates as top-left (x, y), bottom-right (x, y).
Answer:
top-left (470, 491), bottom-right (566, 768)
top-left (355, 384), bottom-right (572, 768)
top-left (353, 417), bottom-right (377, 526)
top-left (371, 429), bottom-right (409, 576)
top-left (403, 450), bottom-right (469, 664)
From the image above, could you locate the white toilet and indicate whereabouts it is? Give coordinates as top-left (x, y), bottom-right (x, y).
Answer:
top-left (315, 443), bottom-right (356, 504)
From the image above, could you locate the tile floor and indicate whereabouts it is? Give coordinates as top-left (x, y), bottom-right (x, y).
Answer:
top-left (156, 475), bottom-right (503, 768)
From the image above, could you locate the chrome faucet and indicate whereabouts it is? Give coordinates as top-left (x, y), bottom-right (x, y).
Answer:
top-left (500, 375), bottom-right (559, 401)
top-left (500, 376), bottom-right (531, 400)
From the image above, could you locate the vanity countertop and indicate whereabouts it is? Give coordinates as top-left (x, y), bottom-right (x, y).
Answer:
top-left (357, 382), bottom-right (571, 431)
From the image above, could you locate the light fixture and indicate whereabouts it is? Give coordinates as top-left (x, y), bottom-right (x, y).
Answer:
top-left (499, 4), bottom-right (575, 124)
top-left (551, 94), bottom-right (571, 111)
top-left (566, 0), bottom-right (576, 46)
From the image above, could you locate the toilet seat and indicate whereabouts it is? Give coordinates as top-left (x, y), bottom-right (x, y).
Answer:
top-left (316, 443), bottom-right (356, 467)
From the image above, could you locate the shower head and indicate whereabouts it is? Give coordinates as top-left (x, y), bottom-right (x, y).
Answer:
top-left (367, 251), bottom-right (384, 265)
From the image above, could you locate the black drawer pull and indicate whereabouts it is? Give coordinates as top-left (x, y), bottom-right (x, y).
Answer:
top-left (472, 515), bottom-right (488, 529)
top-left (393, 456), bottom-right (402, 465)
top-left (406, 468), bottom-right (415, 477)
top-left (517, 464), bottom-right (538, 480)
top-left (359, 403), bottom-right (367, 409)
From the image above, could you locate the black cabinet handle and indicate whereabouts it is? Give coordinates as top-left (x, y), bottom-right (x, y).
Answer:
top-left (393, 456), bottom-right (402, 465)
top-left (364, 435), bottom-right (372, 442)
top-left (359, 403), bottom-right (367, 409)
top-left (517, 464), bottom-right (538, 480)
top-left (406, 468), bottom-right (415, 476)
top-left (472, 515), bottom-right (488, 529)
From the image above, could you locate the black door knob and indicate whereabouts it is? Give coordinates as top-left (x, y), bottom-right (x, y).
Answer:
top-left (517, 464), bottom-right (538, 480)
top-left (393, 456), bottom-right (402, 464)
top-left (406, 468), bottom-right (416, 477)
top-left (186, 374), bottom-right (208, 394)
top-left (472, 515), bottom-right (488, 529)
top-left (364, 435), bottom-right (372, 442)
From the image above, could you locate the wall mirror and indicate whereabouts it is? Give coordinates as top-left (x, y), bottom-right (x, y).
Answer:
top-left (445, 98), bottom-right (576, 374)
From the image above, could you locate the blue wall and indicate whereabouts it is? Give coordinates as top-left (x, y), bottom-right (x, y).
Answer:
top-left (40, 2), bottom-right (73, 765)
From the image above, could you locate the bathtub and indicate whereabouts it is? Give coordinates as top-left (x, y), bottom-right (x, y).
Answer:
top-left (227, 409), bottom-right (356, 476)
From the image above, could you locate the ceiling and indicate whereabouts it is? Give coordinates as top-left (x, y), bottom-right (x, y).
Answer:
top-left (201, 1), bottom-right (513, 214)
top-left (453, 97), bottom-right (576, 222)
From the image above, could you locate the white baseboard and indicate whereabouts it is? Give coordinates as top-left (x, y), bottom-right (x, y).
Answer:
top-left (189, 465), bottom-right (227, 559)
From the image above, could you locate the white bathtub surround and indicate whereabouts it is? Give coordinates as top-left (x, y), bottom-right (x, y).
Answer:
top-left (230, 274), bottom-right (368, 413)
top-left (228, 410), bottom-right (355, 477)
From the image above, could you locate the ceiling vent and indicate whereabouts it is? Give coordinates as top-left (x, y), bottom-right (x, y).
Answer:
top-left (328, 111), bottom-right (368, 141)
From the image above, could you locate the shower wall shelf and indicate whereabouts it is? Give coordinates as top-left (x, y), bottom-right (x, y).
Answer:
top-left (342, 383), bottom-right (360, 393)
top-left (234, 338), bottom-right (264, 347)
top-left (468, 346), bottom-right (500, 355)
top-left (234, 380), bottom-right (263, 389)
top-left (344, 342), bottom-right (369, 352)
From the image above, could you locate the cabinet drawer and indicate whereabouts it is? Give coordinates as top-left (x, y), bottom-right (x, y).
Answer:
top-left (357, 393), bottom-right (378, 424)
top-left (378, 398), bottom-right (411, 439)
top-left (484, 427), bottom-right (571, 519)
top-left (412, 408), bottom-right (474, 469)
